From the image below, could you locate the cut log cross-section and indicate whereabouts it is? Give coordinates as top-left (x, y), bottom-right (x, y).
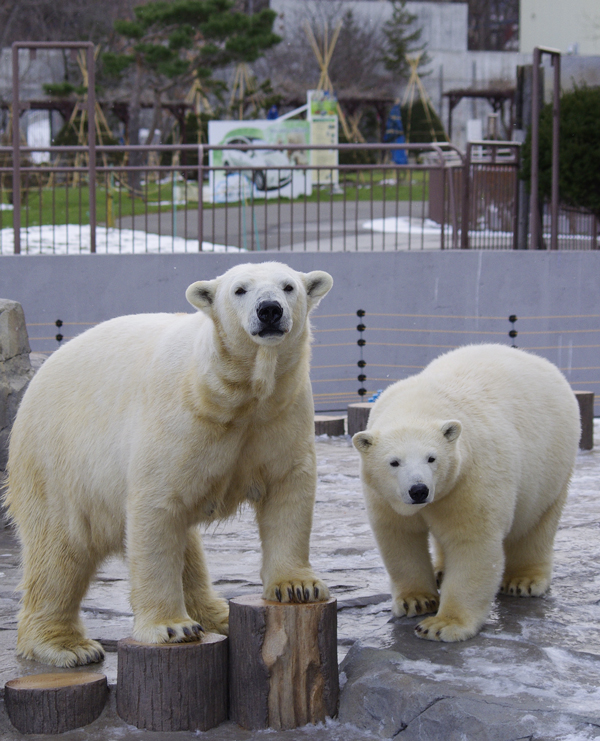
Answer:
top-left (116, 633), bottom-right (228, 732)
top-left (4, 671), bottom-right (108, 735)
top-left (229, 595), bottom-right (339, 730)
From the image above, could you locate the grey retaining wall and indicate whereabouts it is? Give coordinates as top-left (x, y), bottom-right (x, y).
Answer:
top-left (1, 251), bottom-right (599, 413)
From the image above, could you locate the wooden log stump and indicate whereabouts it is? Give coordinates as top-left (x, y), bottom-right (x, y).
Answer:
top-left (314, 415), bottom-right (346, 436)
top-left (116, 633), bottom-right (227, 732)
top-left (574, 391), bottom-right (594, 450)
top-left (347, 402), bottom-right (373, 436)
top-left (4, 672), bottom-right (108, 734)
top-left (229, 595), bottom-right (338, 731)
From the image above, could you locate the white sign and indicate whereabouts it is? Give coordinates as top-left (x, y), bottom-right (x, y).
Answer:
top-left (208, 120), bottom-right (312, 203)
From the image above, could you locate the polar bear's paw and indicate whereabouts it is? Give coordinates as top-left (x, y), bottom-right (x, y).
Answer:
top-left (499, 573), bottom-right (550, 597)
top-left (264, 578), bottom-right (330, 603)
top-left (392, 593), bottom-right (439, 618)
top-left (18, 637), bottom-right (105, 668)
top-left (133, 619), bottom-right (204, 645)
top-left (188, 597), bottom-right (229, 636)
top-left (414, 614), bottom-right (477, 642)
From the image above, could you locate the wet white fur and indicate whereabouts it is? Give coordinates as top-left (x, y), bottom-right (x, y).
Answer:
top-left (353, 344), bottom-right (580, 643)
top-left (5, 261), bottom-right (332, 666)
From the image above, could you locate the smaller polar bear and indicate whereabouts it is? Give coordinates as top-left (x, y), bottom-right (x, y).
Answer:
top-left (5, 261), bottom-right (332, 667)
top-left (353, 344), bottom-right (580, 642)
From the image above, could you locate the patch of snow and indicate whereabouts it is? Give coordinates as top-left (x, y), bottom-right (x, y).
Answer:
top-left (0, 225), bottom-right (243, 254)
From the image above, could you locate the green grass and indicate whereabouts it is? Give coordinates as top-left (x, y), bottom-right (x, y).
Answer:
top-left (0, 170), bottom-right (428, 228)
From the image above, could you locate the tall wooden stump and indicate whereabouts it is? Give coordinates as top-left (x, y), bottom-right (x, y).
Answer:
top-left (347, 402), bottom-right (372, 436)
top-left (575, 391), bottom-right (594, 450)
top-left (229, 595), bottom-right (338, 730)
top-left (117, 633), bottom-right (227, 732)
top-left (5, 672), bottom-right (108, 734)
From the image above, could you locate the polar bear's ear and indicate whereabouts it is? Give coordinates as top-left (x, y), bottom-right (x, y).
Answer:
top-left (303, 271), bottom-right (333, 306)
top-left (441, 420), bottom-right (462, 442)
top-left (352, 431), bottom-right (376, 453)
top-left (186, 280), bottom-right (217, 313)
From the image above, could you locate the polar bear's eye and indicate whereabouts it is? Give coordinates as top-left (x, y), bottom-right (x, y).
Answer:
top-left (390, 460), bottom-right (400, 467)
top-left (428, 456), bottom-right (436, 463)
top-left (234, 287), bottom-right (247, 296)
top-left (283, 284), bottom-right (294, 292)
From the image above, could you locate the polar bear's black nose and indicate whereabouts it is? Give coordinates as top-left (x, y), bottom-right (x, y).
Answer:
top-left (409, 484), bottom-right (429, 503)
top-left (257, 301), bottom-right (283, 325)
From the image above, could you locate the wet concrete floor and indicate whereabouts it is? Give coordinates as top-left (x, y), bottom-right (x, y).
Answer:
top-left (0, 423), bottom-right (598, 739)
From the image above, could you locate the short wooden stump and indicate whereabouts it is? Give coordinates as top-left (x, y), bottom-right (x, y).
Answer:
top-left (229, 595), bottom-right (339, 730)
top-left (5, 672), bottom-right (108, 735)
top-left (347, 402), bottom-right (373, 436)
top-left (314, 415), bottom-right (346, 436)
top-left (116, 633), bottom-right (227, 732)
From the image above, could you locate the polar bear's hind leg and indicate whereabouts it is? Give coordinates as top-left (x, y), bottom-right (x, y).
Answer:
top-left (501, 484), bottom-right (568, 597)
top-left (16, 525), bottom-right (104, 667)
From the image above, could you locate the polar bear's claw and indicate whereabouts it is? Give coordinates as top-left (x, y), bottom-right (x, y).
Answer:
top-left (17, 637), bottom-right (106, 668)
top-left (414, 615), bottom-right (477, 642)
top-left (264, 578), bottom-right (330, 603)
top-left (500, 574), bottom-right (549, 597)
top-left (392, 593), bottom-right (438, 618)
top-left (134, 620), bottom-right (204, 645)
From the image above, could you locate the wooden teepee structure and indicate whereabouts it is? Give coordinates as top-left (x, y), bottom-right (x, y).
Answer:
top-left (401, 54), bottom-right (447, 143)
top-left (303, 20), bottom-right (365, 143)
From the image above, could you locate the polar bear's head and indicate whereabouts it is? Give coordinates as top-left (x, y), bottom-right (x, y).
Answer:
top-left (352, 421), bottom-right (462, 515)
top-left (185, 262), bottom-right (333, 347)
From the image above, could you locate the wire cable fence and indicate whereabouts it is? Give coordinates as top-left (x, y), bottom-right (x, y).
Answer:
top-left (27, 310), bottom-right (599, 415)
top-left (310, 310), bottom-right (600, 414)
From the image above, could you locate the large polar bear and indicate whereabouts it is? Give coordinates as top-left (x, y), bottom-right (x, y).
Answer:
top-left (353, 344), bottom-right (580, 642)
top-left (5, 261), bottom-right (333, 667)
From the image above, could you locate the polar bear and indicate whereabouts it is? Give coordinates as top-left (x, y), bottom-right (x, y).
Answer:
top-left (353, 344), bottom-right (580, 643)
top-left (5, 261), bottom-right (333, 667)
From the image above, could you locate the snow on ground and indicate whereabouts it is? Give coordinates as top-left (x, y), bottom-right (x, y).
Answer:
top-left (0, 225), bottom-right (243, 254)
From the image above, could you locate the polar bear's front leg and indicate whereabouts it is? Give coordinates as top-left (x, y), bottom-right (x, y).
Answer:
top-left (127, 503), bottom-right (204, 644)
top-left (182, 528), bottom-right (229, 635)
top-left (255, 474), bottom-right (329, 603)
top-left (415, 535), bottom-right (505, 642)
top-left (367, 497), bottom-right (439, 618)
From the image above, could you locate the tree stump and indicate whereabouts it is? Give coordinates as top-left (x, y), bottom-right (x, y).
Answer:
top-left (4, 672), bottom-right (108, 734)
top-left (314, 415), bottom-right (346, 436)
top-left (574, 391), bottom-right (594, 450)
top-left (347, 402), bottom-right (373, 436)
top-left (116, 633), bottom-right (227, 732)
top-left (229, 595), bottom-right (339, 730)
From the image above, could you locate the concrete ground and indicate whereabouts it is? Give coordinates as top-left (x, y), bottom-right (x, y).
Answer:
top-left (0, 423), bottom-right (599, 739)
top-left (116, 198), bottom-right (443, 253)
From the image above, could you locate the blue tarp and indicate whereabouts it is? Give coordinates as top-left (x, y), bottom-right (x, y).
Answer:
top-left (384, 103), bottom-right (408, 165)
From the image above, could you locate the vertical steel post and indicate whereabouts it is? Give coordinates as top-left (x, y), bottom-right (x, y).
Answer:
top-left (11, 44), bottom-right (20, 255)
top-left (529, 47), bottom-right (541, 250)
top-left (197, 144), bottom-right (204, 250)
top-left (87, 43), bottom-right (96, 253)
top-left (550, 54), bottom-right (560, 251)
top-left (530, 46), bottom-right (561, 251)
top-left (460, 142), bottom-right (471, 249)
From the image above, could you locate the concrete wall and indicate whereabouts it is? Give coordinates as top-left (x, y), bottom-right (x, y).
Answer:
top-left (1, 251), bottom-right (599, 415)
top-left (520, 0), bottom-right (600, 55)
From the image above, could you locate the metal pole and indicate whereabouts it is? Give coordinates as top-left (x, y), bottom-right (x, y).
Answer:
top-left (11, 44), bottom-right (20, 255)
top-left (198, 144), bottom-right (204, 250)
top-left (87, 43), bottom-right (96, 253)
top-left (460, 141), bottom-right (471, 249)
top-left (529, 47), bottom-right (541, 250)
top-left (550, 54), bottom-right (560, 251)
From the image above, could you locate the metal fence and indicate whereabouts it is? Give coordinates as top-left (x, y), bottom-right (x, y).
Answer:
top-left (2, 139), bottom-right (598, 255)
top-left (0, 141), bottom-right (462, 255)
